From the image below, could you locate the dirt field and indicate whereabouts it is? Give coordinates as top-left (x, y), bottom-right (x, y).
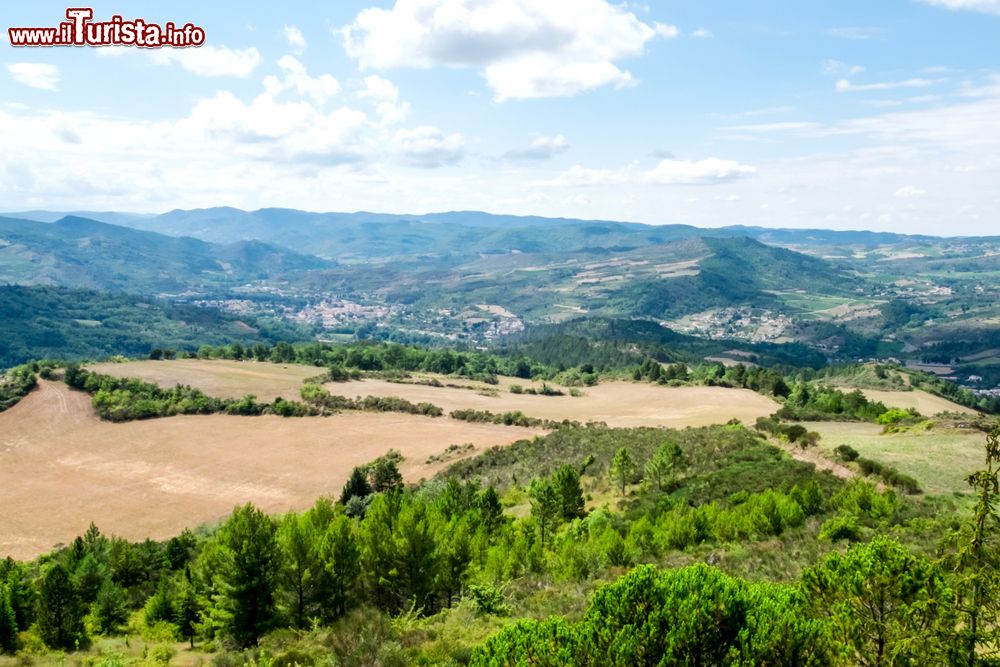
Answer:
top-left (0, 381), bottom-right (536, 560)
top-left (862, 389), bottom-right (975, 416)
top-left (328, 376), bottom-right (780, 428)
top-left (808, 421), bottom-right (986, 496)
top-left (86, 359), bottom-right (324, 401)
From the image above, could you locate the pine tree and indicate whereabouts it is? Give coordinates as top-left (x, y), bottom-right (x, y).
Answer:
top-left (552, 465), bottom-right (585, 520)
top-left (944, 422), bottom-right (1000, 666)
top-left (211, 503), bottom-right (282, 647)
top-left (37, 562), bottom-right (88, 650)
top-left (92, 580), bottom-right (128, 635)
top-left (610, 448), bottom-right (636, 497)
top-left (0, 585), bottom-right (17, 654)
top-left (529, 479), bottom-right (561, 550)
top-left (174, 577), bottom-right (202, 649)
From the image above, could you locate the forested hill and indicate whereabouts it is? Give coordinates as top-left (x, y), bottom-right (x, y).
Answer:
top-left (0, 215), bottom-right (329, 293)
top-left (0, 285), bottom-right (306, 368)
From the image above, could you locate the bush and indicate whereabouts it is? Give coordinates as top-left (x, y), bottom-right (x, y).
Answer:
top-left (834, 444), bottom-right (860, 462)
top-left (467, 584), bottom-right (509, 616)
top-left (819, 514), bottom-right (862, 541)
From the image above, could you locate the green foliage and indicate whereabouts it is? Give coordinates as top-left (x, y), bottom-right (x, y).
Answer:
top-left (205, 504), bottom-right (282, 647)
top-left (941, 422), bottom-right (1000, 666)
top-left (449, 408), bottom-right (583, 429)
top-left (644, 441), bottom-right (686, 491)
top-left (472, 564), bottom-right (833, 666)
top-left (92, 580), bottom-right (128, 635)
top-left (819, 514), bottom-right (862, 542)
top-left (834, 444), bottom-right (860, 462)
top-left (779, 383), bottom-right (890, 422)
top-left (0, 285), bottom-right (304, 370)
top-left (855, 457), bottom-right (923, 494)
top-left (609, 447), bottom-right (637, 496)
top-left (803, 535), bottom-right (955, 666)
top-left (551, 465), bottom-right (586, 520)
top-left (0, 363), bottom-right (37, 412)
top-left (36, 562), bottom-right (89, 650)
top-left (0, 584), bottom-right (17, 653)
top-left (529, 479), bottom-right (562, 550)
top-left (300, 383), bottom-right (443, 417)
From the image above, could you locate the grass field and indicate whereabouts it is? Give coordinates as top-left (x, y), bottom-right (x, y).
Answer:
top-left (0, 380), bottom-right (536, 560)
top-left (807, 421), bottom-right (986, 496)
top-left (333, 375), bottom-right (780, 428)
top-left (861, 389), bottom-right (975, 416)
top-left (86, 359), bottom-right (325, 401)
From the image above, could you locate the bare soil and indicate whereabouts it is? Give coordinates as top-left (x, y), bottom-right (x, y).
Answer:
top-left (0, 380), bottom-right (536, 560)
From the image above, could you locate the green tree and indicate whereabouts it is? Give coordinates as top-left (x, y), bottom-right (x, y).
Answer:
top-left (278, 512), bottom-right (319, 628)
top-left (37, 562), bottom-right (88, 650)
top-left (644, 442), bottom-right (685, 491)
top-left (803, 535), bottom-right (955, 666)
top-left (470, 618), bottom-right (578, 666)
top-left (92, 580), bottom-right (128, 635)
top-left (316, 515), bottom-right (359, 620)
top-left (359, 492), bottom-right (401, 611)
top-left (0, 585), bottom-right (16, 654)
top-left (942, 422), bottom-right (1000, 666)
top-left (609, 447), bottom-right (636, 497)
top-left (369, 455), bottom-right (404, 494)
top-left (529, 479), bottom-right (561, 550)
top-left (394, 500), bottom-right (439, 612)
top-left (174, 578), bottom-right (202, 649)
top-left (552, 465), bottom-right (586, 520)
top-left (340, 467), bottom-right (372, 505)
top-left (477, 486), bottom-right (505, 535)
top-left (210, 503), bottom-right (282, 647)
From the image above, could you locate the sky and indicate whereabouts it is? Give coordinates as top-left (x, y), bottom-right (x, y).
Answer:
top-left (2, 0), bottom-right (999, 235)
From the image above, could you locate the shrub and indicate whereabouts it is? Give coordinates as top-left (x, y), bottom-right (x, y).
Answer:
top-left (819, 514), bottom-right (862, 542)
top-left (834, 444), bottom-right (860, 462)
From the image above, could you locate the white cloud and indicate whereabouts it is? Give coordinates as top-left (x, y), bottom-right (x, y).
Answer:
top-left (654, 23), bottom-right (680, 38)
top-left (919, 0), bottom-right (1000, 14)
top-left (8, 63), bottom-right (60, 90)
top-left (505, 134), bottom-right (570, 160)
top-left (393, 126), bottom-right (465, 167)
top-left (836, 78), bottom-right (940, 93)
top-left (284, 25), bottom-right (307, 53)
top-left (551, 164), bottom-right (629, 186)
top-left (691, 28), bottom-right (713, 39)
top-left (151, 46), bottom-right (262, 77)
top-left (894, 186), bottom-right (927, 198)
top-left (340, 0), bottom-right (667, 101)
top-left (823, 59), bottom-right (865, 76)
top-left (643, 158), bottom-right (756, 185)
top-left (550, 157), bottom-right (755, 187)
top-left (263, 56), bottom-right (340, 105)
top-left (827, 27), bottom-right (883, 40)
top-left (359, 75), bottom-right (410, 124)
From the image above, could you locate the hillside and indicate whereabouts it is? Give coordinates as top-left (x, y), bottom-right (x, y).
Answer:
top-left (0, 285), bottom-right (307, 368)
top-left (3, 209), bottom-right (999, 370)
top-left (0, 215), bottom-right (328, 293)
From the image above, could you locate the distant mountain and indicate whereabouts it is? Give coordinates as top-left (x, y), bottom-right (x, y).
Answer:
top-left (0, 215), bottom-right (329, 294)
top-left (11, 208), bottom-right (998, 262)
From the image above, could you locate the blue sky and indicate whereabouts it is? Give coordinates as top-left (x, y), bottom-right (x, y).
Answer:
top-left (2, 0), bottom-right (999, 234)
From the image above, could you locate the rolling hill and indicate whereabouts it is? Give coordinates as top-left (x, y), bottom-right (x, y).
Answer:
top-left (0, 214), bottom-right (329, 293)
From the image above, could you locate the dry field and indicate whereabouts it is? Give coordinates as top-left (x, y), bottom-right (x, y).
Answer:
top-left (86, 359), bottom-right (324, 401)
top-left (88, 359), bottom-right (781, 428)
top-left (862, 389), bottom-right (975, 416)
top-left (329, 375), bottom-right (780, 428)
top-left (0, 380), bottom-right (536, 560)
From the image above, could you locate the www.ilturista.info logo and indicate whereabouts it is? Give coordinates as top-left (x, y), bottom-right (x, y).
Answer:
top-left (8, 8), bottom-right (206, 48)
